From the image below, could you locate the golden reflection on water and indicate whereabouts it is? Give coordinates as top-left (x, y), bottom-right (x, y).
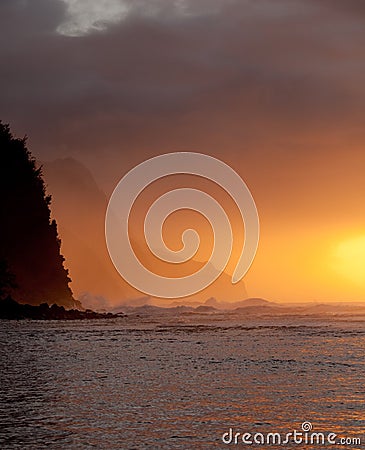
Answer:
top-left (0, 315), bottom-right (364, 448)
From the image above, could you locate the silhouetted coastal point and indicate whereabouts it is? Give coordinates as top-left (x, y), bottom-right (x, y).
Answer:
top-left (0, 297), bottom-right (118, 320)
top-left (0, 122), bottom-right (79, 309)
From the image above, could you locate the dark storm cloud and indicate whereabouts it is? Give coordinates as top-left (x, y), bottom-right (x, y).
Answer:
top-left (320, 0), bottom-right (365, 16)
top-left (1, 0), bottom-right (364, 304)
top-left (0, 0), bottom-right (364, 162)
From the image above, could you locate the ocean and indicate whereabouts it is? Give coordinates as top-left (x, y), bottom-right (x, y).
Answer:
top-left (1, 313), bottom-right (364, 449)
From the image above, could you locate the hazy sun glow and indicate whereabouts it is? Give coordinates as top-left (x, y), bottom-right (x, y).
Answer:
top-left (333, 235), bottom-right (365, 287)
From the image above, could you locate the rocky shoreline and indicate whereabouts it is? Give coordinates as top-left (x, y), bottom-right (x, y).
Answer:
top-left (0, 297), bottom-right (118, 320)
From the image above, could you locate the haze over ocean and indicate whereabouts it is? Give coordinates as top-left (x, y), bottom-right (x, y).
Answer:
top-left (1, 1), bottom-right (364, 448)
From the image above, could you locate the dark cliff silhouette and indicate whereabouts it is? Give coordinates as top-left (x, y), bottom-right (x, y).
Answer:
top-left (0, 122), bottom-right (80, 308)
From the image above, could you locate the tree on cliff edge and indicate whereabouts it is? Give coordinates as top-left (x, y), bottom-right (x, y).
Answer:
top-left (0, 122), bottom-right (79, 308)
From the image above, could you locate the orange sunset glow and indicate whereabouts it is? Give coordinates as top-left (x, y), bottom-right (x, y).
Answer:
top-left (1, 0), bottom-right (364, 307)
top-left (1, 2), bottom-right (365, 449)
top-left (42, 139), bottom-right (365, 306)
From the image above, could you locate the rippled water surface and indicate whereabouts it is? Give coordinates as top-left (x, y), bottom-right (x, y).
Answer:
top-left (1, 315), bottom-right (364, 449)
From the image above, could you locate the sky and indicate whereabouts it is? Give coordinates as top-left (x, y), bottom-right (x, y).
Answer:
top-left (1, 0), bottom-right (364, 304)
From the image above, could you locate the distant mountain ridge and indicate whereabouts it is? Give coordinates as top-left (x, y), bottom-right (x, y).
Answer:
top-left (42, 157), bottom-right (249, 307)
top-left (43, 157), bottom-right (136, 302)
